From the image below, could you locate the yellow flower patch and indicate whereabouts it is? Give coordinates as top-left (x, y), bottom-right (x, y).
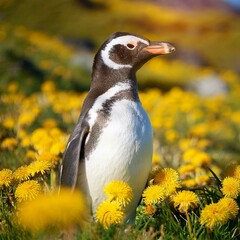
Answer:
top-left (200, 197), bottom-right (239, 230)
top-left (1, 138), bottom-right (18, 150)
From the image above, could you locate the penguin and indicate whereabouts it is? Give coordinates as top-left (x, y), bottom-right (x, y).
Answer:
top-left (60, 32), bottom-right (175, 221)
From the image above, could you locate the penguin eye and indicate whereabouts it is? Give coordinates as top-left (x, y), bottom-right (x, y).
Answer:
top-left (126, 43), bottom-right (136, 50)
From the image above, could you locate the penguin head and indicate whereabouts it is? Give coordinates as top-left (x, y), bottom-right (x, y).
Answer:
top-left (97, 32), bottom-right (175, 72)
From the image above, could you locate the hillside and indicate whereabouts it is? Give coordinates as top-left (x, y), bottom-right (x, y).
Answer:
top-left (0, 0), bottom-right (239, 72)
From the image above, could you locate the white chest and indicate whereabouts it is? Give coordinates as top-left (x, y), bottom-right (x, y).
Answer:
top-left (85, 99), bottom-right (153, 217)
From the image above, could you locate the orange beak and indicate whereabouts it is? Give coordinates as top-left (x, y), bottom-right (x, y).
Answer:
top-left (143, 42), bottom-right (175, 55)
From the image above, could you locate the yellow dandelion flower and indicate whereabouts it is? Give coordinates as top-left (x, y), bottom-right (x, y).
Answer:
top-left (0, 169), bottom-right (13, 188)
top-left (182, 148), bottom-right (199, 162)
top-left (179, 138), bottom-right (194, 151)
top-left (182, 179), bottom-right (196, 188)
top-left (49, 128), bottom-right (64, 138)
top-left (195, 167), bottom-right (205, 174)
top-left (217, 197), bottom-right (239, 219)
top-left (36, 152), bottom-right (60, 165)
top-left (154, 168), bottom-right (180, 196)
top-left (178, 164), bottom-right (195, 175)
top-left (50, 141), bottom-right (66, 155)
top-left (200, 197), bottom-right (238, 230)
top-left (96, 200), bottom-right (124, 229)
top-left (25, 150), bottom-right (37, 160)
top-left (195, 175), bottom-right (209, 186)
top-left (29, 127), bottom-right (67, 154)
top-left (233, 165), bottom-right (240, 179)
top-left (30, 128), bottom-right (52, 152)
top-left (197, 139), bottom-right (211, 149)
top-left (152, 153), bottom-right (161, 165)
top-left (144, 204), bottom-right (156, 215)
top-left (41, 80), bottom-right (56, 93)
top-left (200, 202), bottom-right (226, 230)
top-left (221, 177), bottom-right (240, 198)
top-left (104, 181), bottom-right (133, 206)
top-left (173, 190), bottom-right (198, 213)
top-left (2, 117), bottom-right (15, 129)
top-left (20, 135), bottom-right (31, 148)
top-left (1, 138), bottom-right (18, 150)
top-left (231, 111), bottom-right (240, 124)
top-left (182, 148), bottom-right (211, 167)
top-left (164, 129), bottom-right (178, 143)
top-left (142, 185), bottom-right (165, 205)
top-left (18, 112), bottom-right (37, 127)
top-left (17, 188), bottom-right (87, 231)
top-left (190, 123), bottom-right (208, 138)
top-left (42, 118), bottom-right (58, 129)
top-left (15, 180), bottom-right (42, 202)
top-left (28, 160), bottom-right (53, 177)
top-left (13, 165), bottom-right (31, 182)
top-left (192, 151), bottom-right (211, 167)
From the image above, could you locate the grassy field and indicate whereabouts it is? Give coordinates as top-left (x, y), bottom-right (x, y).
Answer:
top-left (0, 0), bottom-right (240, 239)
top-left (1, 0), bottom-right (240, 71)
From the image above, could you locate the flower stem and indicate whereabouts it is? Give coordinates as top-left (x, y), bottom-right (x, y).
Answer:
top-left (50, 169), bottom-right (57, 190)
top-left (186, 211), bottom-right (195, 240)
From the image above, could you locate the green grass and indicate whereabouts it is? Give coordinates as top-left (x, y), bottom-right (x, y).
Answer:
top-left (0, 0), bottom-right (240, 71)
top-left (0, 71), bottom-right (239, 239)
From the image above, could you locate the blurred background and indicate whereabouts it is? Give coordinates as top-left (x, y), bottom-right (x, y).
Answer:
top-left (0, 0), bottom-right (240, 93)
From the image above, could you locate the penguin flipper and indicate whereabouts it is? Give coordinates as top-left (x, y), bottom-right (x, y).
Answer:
top-left (60, 123), bottom-right (89, 189)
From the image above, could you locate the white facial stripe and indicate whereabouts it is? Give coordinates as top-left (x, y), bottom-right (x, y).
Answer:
top-left (101, 35), bottom-right (149, 70)
top-left (87, 82), bottom-right (131, 130)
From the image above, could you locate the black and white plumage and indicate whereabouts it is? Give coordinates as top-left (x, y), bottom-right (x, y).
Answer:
top-left (60, 32), bottom-right (175, 220)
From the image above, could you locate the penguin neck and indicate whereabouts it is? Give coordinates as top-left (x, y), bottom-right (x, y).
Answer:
top-left (91, 62), bottom-right (139, 101)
